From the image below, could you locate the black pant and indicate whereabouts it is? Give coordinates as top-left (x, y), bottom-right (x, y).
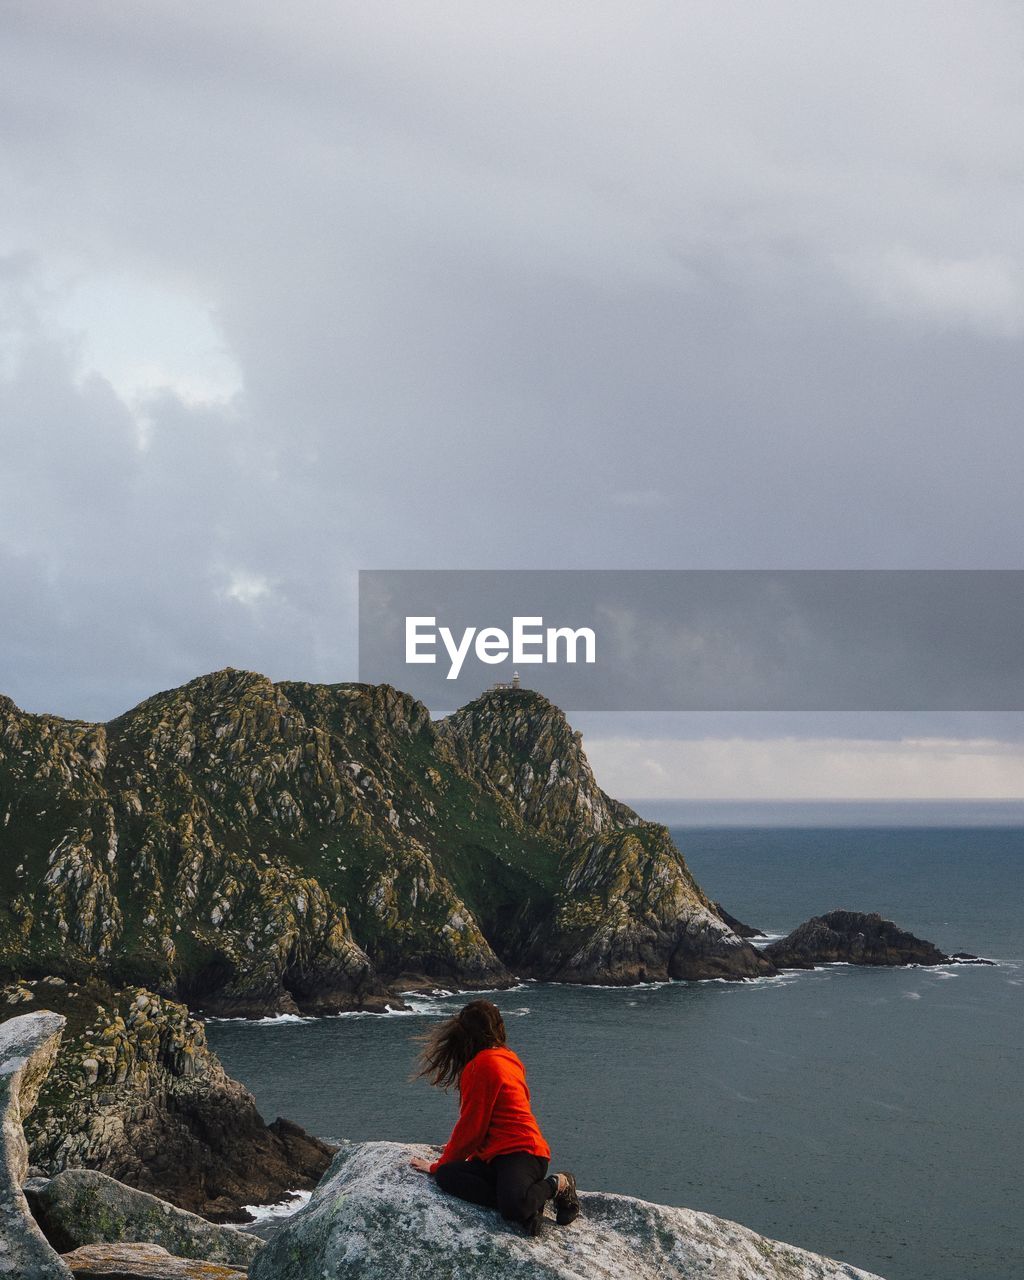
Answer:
top-left (434, 1152), bottom-right (554, 1224)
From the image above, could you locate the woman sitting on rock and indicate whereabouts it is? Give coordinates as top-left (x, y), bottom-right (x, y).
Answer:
top-left (409, 999), bottom-right (580, 1236)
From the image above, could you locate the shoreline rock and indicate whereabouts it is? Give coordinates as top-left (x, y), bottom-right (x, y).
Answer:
top-left (6, 980), bottom-right (334, 1222)
top-left (765, 910), bottom-right (950, 969)
top-left (712, 902), bottom-right (766, 939)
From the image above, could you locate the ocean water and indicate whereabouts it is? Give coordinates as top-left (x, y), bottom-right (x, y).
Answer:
top-left (207, 823), bottom-right (1023, 1280)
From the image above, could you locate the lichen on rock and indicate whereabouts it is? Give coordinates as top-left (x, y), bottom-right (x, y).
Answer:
top-left (249, 1140), bottom-right (888, 1280)
top-left (1, 671), bottom-right (765, 1012)
top-left (26, 1170), bottom-right (261, 1265)
top-left (6, 981), bottom-right (333, 1222)
top-left (0, 1010), bottom-right (72, 1278)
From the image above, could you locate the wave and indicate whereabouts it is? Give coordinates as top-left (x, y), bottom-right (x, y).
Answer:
top-left (242, 1188), bottom-right (312, 1223)
top-left (205, 1013), bottom-right (316, 1026)
top-left (541, 978), bottom-right (673, 990)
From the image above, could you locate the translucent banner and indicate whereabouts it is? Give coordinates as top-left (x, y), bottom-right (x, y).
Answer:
top-left (358, 570), bottom-right (1024, 711)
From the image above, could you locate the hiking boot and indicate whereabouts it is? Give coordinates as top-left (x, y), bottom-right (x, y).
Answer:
top-left (553, 1171), bottom-right (580, 1226)
top-left (524, 1209), bottom-right (544, 1237)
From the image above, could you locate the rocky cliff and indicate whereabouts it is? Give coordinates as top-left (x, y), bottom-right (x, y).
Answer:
top-left (0, 672), bottom-right (768, 1013)
top-left (4, 978), bottom-right (333, 1220)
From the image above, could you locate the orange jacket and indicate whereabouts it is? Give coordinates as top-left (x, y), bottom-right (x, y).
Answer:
top-left (430, 1046), bottom-right (551, 1171)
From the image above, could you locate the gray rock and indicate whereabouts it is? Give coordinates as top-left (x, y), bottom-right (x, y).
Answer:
top-left (0, 1011), bottom-right (73, 1278)
top-left (26, 1170), bottom-right (261, 1266)
top-left (60, 1242), bottom-right (247, 1277)
top-left (250, 1141), bottom-right (887, 1280)
top-left (765, 911), bottom-right (949, 969)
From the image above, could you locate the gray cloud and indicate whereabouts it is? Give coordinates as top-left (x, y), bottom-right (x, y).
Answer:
top-left (358, 570), bottom-right (1024, 712)
top-left (1, 2), bottom-right (1023, 748)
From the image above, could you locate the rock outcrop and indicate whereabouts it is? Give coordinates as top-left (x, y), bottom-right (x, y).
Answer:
top-left (765, 911), bottom-right (949, 969)
top-left (59, 1243), bottom-right (246, 1278)
top-left (439, 691), bottom-right (773, 984)
top-left (26, 1170), bottom-right (260, 1264)
top-left (250, 1140), bottom-right (887, 1280)
top-left (0, 1010), bottom-right (72, 1278)
top-left (0, 672), bottom-right (765, 1011)
top-left (1, 1010), bottom-right (267, 1276)
top-left (712, 903), bottom-right (766, 939)
top-left (5, 980), bottom-right (332, 1221)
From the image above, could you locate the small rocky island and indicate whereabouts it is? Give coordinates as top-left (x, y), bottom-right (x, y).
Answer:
top-left (764, 909), bottom-right (980, 970)
top-left (2, 1009), bottom-right (888, 1280)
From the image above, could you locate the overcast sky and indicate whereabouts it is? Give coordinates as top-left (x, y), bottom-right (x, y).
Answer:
top-left (3, 3), bottom-right (1024, 798)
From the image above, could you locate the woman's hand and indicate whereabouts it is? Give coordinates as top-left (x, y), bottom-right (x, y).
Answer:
top-left (409, 1155), bottom-right (434, 1174)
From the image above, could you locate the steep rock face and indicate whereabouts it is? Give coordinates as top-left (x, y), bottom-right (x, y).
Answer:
top-left (713, 903), bottom-right (766, 939)
top-left (438, 690), bottom-right (635, 845)
top-left (0, 674), bottom-right (514, 1010)
top-left (251, 1140), bottom-right (887, 1280)
top-left (441, 691), bottom-right (772, 983)
top-left (0, 1010), bottom-right (73, 1279)
top-left (1, 672), bottom-right (766, 1006)
top-left (765, 911), bottom-right (949, 970)
top-left (5, 980), bottom-right (333, 1221)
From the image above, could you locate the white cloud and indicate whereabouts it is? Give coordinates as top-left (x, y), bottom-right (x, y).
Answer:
top-left (843, 248), bottom-right (1024, 337)
top-left (56, 276), bottom-right (243, 406)
top-left (222, 570), bottom-right (273, 606)
top-left (585, 735), bottom-right (1024, 800)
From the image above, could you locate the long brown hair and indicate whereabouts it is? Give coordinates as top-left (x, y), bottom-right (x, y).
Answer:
top-left (414, 999), bottom-right (507, 1091)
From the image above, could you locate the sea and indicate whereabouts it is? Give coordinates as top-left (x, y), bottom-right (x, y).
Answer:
top-left (207, 804), bottom-right (1023, 1280)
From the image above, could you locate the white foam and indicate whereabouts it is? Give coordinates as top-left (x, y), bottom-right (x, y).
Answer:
top-left (242, 1188), bottom-right (312, 1223)
top-left (205, 1013), bottom-right (315, 1026)
top-left (327, 1003), bottom-right (427, 1019)
top-left (542, 979), bottom-right (672, 990)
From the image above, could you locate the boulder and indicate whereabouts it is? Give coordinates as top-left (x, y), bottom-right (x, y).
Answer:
top-left (764, 910), bottom-right (948, 969)
top-left (0, 1011), bottom-right (73, 1278)
top-left (250, 1140), bottom-right (887, 1280)
top-left (26, 1170), bottom-right (261, 1265)
top-left (60, 1243), bottom-right (246, 1278)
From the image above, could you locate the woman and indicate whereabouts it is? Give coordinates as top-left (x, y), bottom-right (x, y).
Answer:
top-left (410, 999), bottom-right (580, 1236)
